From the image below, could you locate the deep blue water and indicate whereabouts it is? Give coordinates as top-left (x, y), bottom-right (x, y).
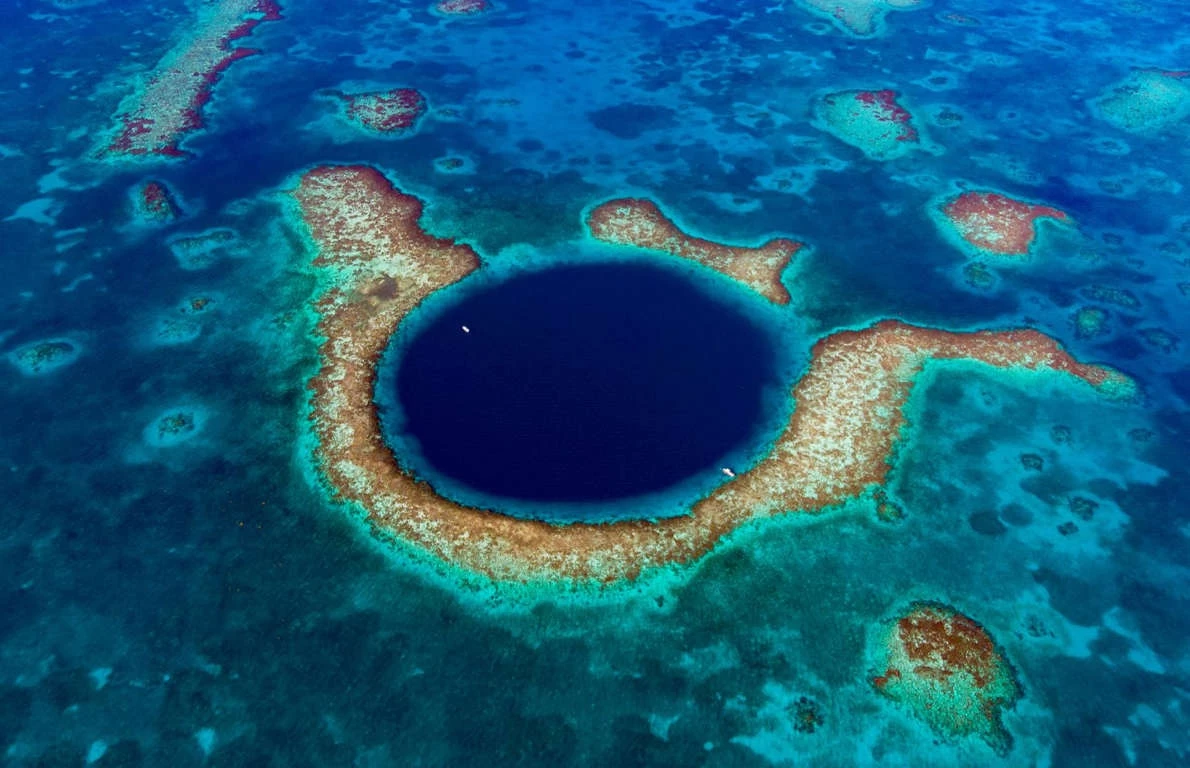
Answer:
top-left (1, 0), bottom-right (1188, 765)
top-left (384, 261), bottom-right (781, 515)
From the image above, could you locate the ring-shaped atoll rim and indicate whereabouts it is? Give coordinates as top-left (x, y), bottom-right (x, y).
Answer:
top-left (290, 164), bottom-right (1134, 585)
top-left (374, 247), bottom-right (805, 524)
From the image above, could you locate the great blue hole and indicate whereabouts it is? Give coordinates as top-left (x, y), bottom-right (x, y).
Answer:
top-left (377, 259), bottom-right (789, 523)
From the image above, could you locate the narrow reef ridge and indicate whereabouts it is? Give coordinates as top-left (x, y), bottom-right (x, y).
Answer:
top-left (291, 164), bottom-right (1132, 584)
top-left (586, 198), bottom-right (801, 305)
top-left (935, 190), bottom-right (1070, 257)
top-left (872, 603), bottom-right (1022, 755)
top-left (101, 0), bottom-right (282, 159)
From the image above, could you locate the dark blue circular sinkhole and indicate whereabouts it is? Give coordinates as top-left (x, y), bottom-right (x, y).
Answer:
top-left (378, 259), bottom-right (788, 522)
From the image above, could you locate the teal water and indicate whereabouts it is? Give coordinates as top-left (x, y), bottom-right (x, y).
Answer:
top-left (1, 0), bottom-right (1188, 765)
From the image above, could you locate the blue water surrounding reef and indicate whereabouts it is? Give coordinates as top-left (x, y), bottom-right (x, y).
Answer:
top-left (381, 257), bottom-right (791, 521)
top-left (1, 0), bottom-right (1189, 765)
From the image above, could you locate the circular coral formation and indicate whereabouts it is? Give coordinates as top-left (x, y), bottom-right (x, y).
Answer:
top-left (103, 0), bottom-right (282, 159)
top-left (6, 338), bottom-right (81, 376)
top-left (814, 89), bottom-right (923, 161)
top-left (793, 0), bottom-right (922, 37)
top-left (330, 88), bottom-right (427, 135)
top-left (871, 603), bottom-right (1022, 755)
top-left (290, 164), bottom-right (1133, 583)
top-left (1090, 68), bottom-right (1190, 135)
top-left (585, 199), bottom-right (801, 305)
top-left (934, 190), bottom-right (1070, 258)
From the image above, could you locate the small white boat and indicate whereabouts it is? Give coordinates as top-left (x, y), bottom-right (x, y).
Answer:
top-left (461, 325), bottom-right (470, 333)
top-left (721, 467), bottom-right (736, 478)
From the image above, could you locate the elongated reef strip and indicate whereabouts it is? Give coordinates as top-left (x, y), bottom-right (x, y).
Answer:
top-left (293, 165), bottom-right (1132, 583)
top-left (586, 198), bottom-right (800, 305)
top-left (103, 0), bottom-right (282, 158)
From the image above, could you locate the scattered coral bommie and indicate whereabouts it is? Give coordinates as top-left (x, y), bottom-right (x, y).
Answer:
top-left (815, 89), bottom-right (924, 161)
top-left (585, 198), bottom-right (801, 304)
top-left (329, 88), bottom-right (427, 135)
top-left (872, 603), bottom-right (1022, 755)
top-left (935, 190), bottom-right (1070, 257)
top-left (103, 0), bottom-right (282, 159)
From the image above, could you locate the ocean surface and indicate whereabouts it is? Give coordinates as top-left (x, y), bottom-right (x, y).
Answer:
top-left (1, 0), bottom-right (1188, 765)
top-left (381, 257), bottom-right (791, 521)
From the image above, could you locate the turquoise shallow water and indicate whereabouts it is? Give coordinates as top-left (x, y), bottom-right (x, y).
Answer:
top-left (1, 0), bottom-right (1189, 765)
